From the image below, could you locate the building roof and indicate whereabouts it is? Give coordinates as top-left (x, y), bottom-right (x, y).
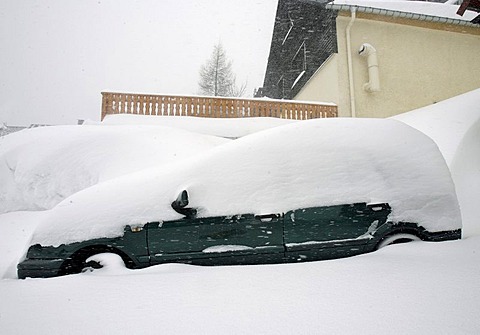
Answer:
top-left (327, 0), bottom-right (479, 26)
top-left (260, 0), bottom-right (338, 100)
top-left (457, 0), bottom-right (480, 23)
top-left (457, 0), bottom-right (480, 15)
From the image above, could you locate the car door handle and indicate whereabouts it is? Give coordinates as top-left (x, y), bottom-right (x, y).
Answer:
top-left (130, 225), bottom-right (144, 233)
top-left (254, 214), bottom-right (282, 221)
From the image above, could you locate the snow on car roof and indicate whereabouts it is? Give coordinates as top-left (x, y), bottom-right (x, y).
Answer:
top-left (32, 118), bottom-right (461, 246)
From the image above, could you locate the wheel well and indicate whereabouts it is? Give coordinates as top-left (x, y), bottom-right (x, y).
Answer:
top-left (375, 228), bottom-right (424, 250)
top-left (59, 245), bottom-right (135, 276)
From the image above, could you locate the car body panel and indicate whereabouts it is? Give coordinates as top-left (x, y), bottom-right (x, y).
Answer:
top-left (147, 213), bottom-right (284, 265)
top-left (18, 227), bottom-right (151, 279)
top-left (17, 202), bottom-right (461, 279)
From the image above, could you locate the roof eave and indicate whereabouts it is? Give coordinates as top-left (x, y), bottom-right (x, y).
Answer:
top-left (326, 3), bottom-right (479, 28)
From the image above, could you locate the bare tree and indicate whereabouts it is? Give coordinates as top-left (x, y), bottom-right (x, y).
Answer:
top-left (198, 43), bottom-right (246, 97)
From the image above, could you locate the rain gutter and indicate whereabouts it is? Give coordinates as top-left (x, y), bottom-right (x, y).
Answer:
top-left (326, 3), bottom-right (479, 28)
top-left (346, 7), bottom-right (357, 118)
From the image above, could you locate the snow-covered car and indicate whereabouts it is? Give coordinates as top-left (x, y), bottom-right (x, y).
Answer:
top-left (18, 118), bottom-right (462, 278)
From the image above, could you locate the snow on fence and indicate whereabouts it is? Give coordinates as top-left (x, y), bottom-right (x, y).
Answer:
top-left (101, 92), bottom-right (337, 121)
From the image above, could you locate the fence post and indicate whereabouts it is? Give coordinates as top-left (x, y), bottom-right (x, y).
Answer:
top-left (101, 92), bottom-right (109, 120)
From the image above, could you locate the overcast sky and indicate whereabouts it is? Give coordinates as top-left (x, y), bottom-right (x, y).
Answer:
top-left (0, 0), bottom-right (278, 126)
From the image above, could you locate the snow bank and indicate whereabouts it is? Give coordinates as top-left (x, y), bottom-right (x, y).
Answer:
top-left (0, 125), bottom-right (228, 213)
top-left (450, 120), bottom-right (480, 237)
top-left (331, 0), bottom-right (478, 21)
top-left (2, 213), bottom-right (480, 334)
top-left (100, 114), bottom-right (296, 138)
top-left (32, 118), bottom-right (460, 246)
top-left (393, 88), bottom-right (480, 237)
top-left (0, 211), bottom-right (44, 279)
top-left (393, 88), bottom-right (480, 166)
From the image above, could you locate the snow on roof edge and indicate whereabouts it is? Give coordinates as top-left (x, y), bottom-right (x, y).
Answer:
top-left (326, 1), bottom-right (479, 27)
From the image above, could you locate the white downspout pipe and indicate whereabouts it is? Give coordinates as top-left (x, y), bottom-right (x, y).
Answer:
top-left (359, 43), bottom-right (380, 93)
top-left (346, 7), bottom-right (356, 118)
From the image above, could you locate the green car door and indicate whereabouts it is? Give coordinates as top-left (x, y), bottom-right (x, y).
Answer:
top-left (284, 203), bottom-right (387, 261)
top-left (230, 213), bottom-right (284, 264)
top-left (147, 216), bottom-right (234, 264)
top-left (147, 213), bottom-right (284, 265)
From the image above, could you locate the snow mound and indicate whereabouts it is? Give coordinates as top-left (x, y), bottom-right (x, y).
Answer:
top-left (393, 88), bottom-right (480, 166)
top-left (393, 88), bottom-right (480, 237)
top-left (451, 120), bottom-right (480, 237)
top-left (100, 114), bottom-right (296, 138)
top-left (32, 118), bottom-right (461, 246)
top-left (84, 253), bottom-right (129, 275)
top-left (0, 125), bottom-right (228, 213)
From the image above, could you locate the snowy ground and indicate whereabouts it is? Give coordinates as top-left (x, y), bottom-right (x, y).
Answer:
top-left (1, 226), bottom-right (479, 334)
top-left (1, 89), bottom-right (479, 334)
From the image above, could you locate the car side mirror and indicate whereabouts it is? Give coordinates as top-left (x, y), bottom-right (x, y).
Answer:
top-left (171, 190), bottom-right (197, 219)
top-left (174, 190), bottom-right (189, 208)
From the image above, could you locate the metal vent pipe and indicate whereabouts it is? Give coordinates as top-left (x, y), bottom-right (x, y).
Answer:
top-left (359, 43), bottom-right (380, 93)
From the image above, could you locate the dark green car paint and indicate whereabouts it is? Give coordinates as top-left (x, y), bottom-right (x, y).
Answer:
top-left (17, 202), bottom-right (461, 279)
top-left (147, 213), bottom-right (284, 265)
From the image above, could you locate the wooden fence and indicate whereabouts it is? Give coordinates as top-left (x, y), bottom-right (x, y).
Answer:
top-left (101, 92), bottom-right (337, 121)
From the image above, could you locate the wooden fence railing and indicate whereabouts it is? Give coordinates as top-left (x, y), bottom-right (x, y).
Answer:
top-left (101, 92), bottom-right (337, 121)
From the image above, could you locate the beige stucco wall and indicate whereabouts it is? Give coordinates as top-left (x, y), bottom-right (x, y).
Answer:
top-left (295, 54), bottom-right (339, 105)
top-left (298, 12), bottom-right (480, 118)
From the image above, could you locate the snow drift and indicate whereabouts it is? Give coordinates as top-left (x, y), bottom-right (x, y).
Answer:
top-left (393, 88), bottom-right (480, 237)
top-left (0, 125), bottom-right (228, 213)
top-left (31, 118), bottom-right (461, 246)
top-left (100, 114), bottom-right (296, 138)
